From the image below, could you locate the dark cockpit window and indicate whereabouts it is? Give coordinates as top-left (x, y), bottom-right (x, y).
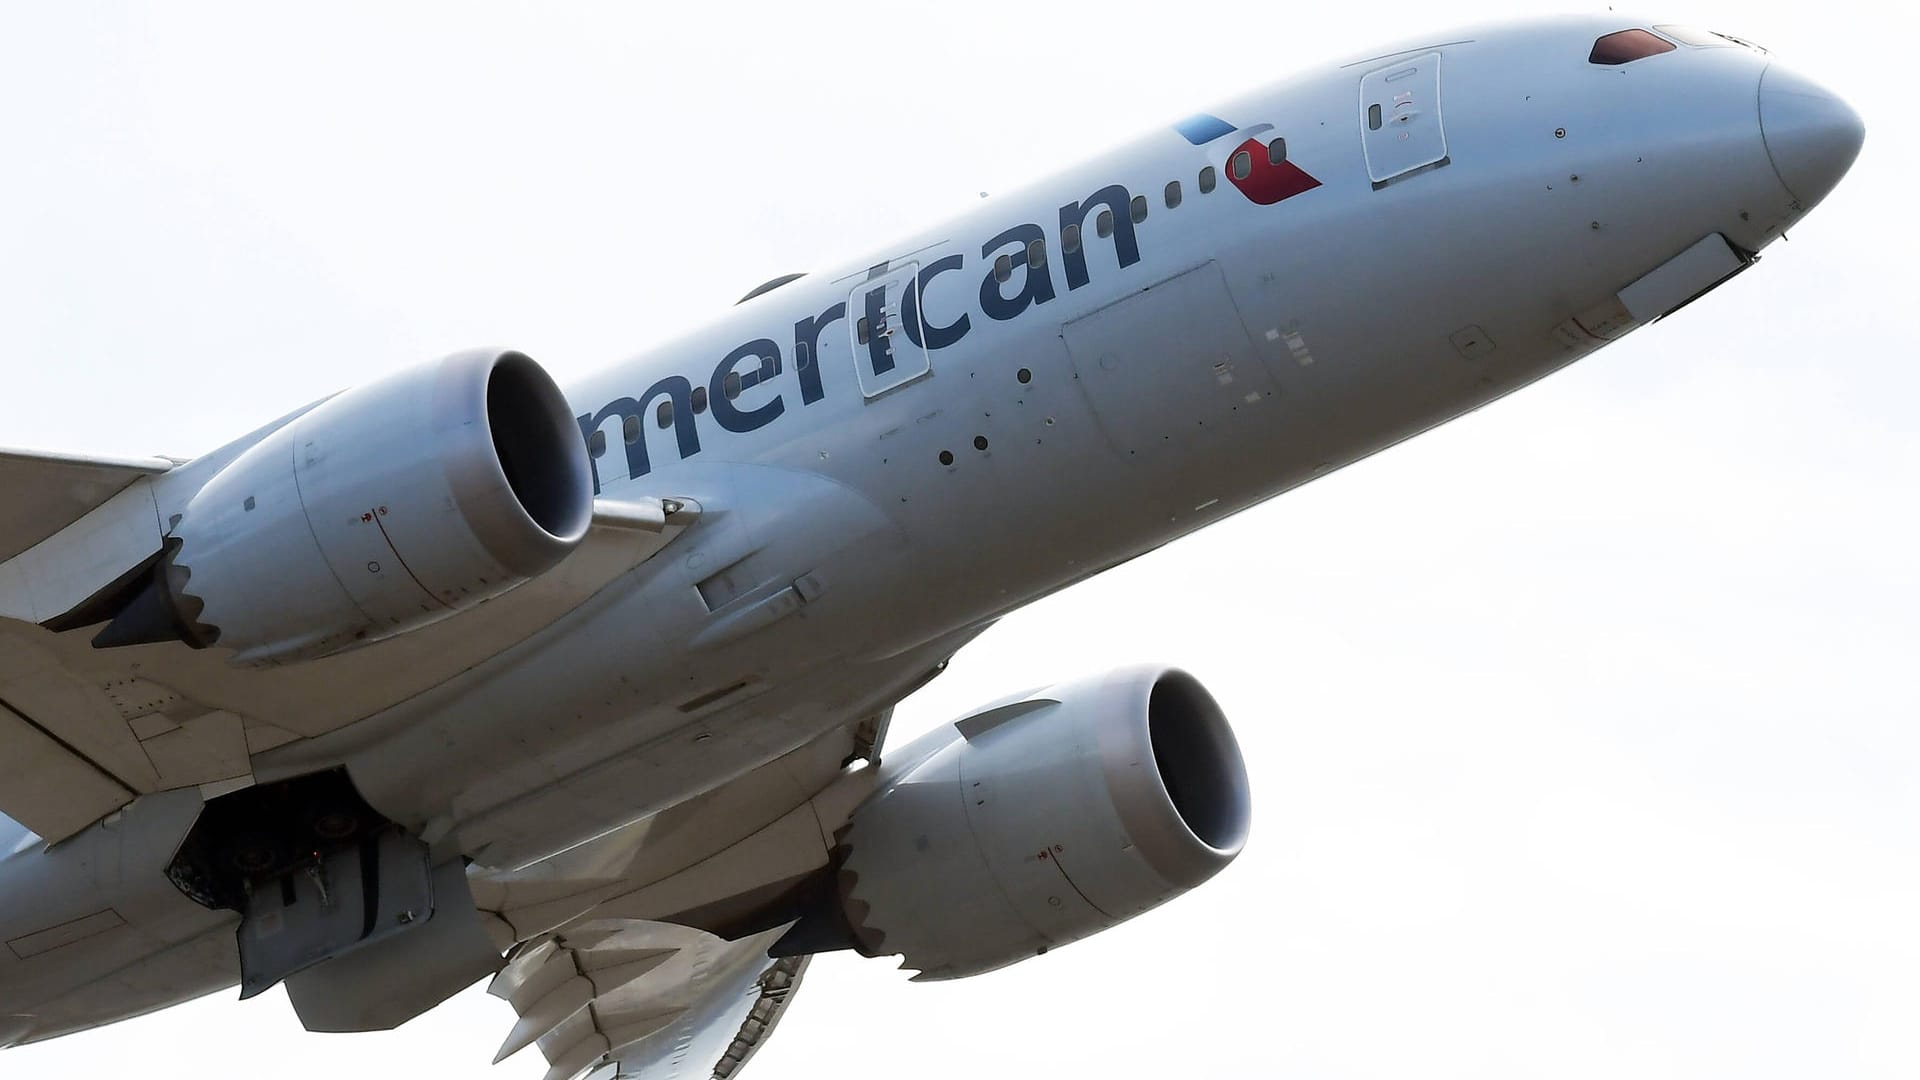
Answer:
top-left (1589, 29), bottom-right (1676, 65)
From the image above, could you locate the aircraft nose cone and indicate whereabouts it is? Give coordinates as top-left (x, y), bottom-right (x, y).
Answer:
top-left (1759, 63), bottom-right (1864, 211)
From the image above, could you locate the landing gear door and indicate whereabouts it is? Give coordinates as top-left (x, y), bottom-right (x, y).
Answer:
top-left (849, 263), bottom-right (932, 399)
top-left (1360, 52), bottom-right (1448, 187)
top-left (236, 829), bottom-right (434, 999)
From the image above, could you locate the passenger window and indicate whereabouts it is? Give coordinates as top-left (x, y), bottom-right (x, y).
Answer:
top-left (723, 371), bottom-right (743, 400)
top-left (654, 402), bottom-right (671, 430)
top-left (795, 342), bottom-right (812, 371)
top-left (994, 253), bottom-right (1014, 283)
top-left (1165, 180), bottom-right (1182, 209)
top-left (856, 316), bottom-right (871, 345)
top-left (624, 414), bottom-right (642, 442)
top-left (1267, 138), bottom-right (1287, 165)
top-left (1026, 238), bottom-right (1046, 269)
top-left (691, 385), bottom-right (708, 413)
top-left (588, 430), bottom-right (607, 458)
top-left (1230, 149), bottom-right (1252, 180)
top-left (1589, 29), bottom-right (1676, 65)
top-left (1367, 104), bottom-right (1382, 131)
top-left (1130, 195), bottom-right (1147, 224)
top-left (1096, 208), bottom-right (1114, 238)
top-left (1062, 223), bottom-right (1082, 254)
top-left (1198, 165), bottom-right (1216, 193)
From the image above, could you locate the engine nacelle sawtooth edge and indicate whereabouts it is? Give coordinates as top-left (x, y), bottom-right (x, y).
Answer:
top-left (829, 665), bottom-right (1250, 980)
top-left (97, 348), bottom-right (593, 665)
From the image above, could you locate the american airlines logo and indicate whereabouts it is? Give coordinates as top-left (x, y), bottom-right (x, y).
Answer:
top-left (1174, 112), bottom-right (1323, 205)
top-left (579, 119), bottom-right (1320, 489)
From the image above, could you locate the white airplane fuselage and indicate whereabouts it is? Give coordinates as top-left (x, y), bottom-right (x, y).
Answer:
top-left (0, 15), bottom-right (1862, 1049)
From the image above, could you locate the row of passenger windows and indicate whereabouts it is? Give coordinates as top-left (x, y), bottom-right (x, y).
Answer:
top-left (585, 373), bottom-right (755, 453)
top-left (595, 136), bottom-right (1296, 453)
top-left (988, 137), bottom-right (1291, 282)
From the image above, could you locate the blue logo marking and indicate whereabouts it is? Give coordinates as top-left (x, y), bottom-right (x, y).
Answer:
top-left (1173, 113), bottom-right (1237, 145)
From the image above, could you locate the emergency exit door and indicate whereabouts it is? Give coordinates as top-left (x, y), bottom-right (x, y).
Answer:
top-left (848, 263), bottom-right (932, 399)
top-left (1360, 52), bottom-right (1448, 188)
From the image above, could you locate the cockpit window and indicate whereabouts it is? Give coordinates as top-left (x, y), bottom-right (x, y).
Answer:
top-left (1589, 29), bottom-right (1676, 65)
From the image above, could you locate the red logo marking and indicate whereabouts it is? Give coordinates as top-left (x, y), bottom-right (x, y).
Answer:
top-left (1227, 138), bottom-right (1322, 206)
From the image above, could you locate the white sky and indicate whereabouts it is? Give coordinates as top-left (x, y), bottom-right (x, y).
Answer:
top-left (3, 2), bottom-right (1915, 1078)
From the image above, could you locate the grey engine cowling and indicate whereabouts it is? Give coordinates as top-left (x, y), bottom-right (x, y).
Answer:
top-left (824, 666), bottom-right (1250, 980)
top-left (96, 349), bottom-right (593, 665)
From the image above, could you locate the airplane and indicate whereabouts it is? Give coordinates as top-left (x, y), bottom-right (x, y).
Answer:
top-left (0, 15), bottom-right (1863, 1080)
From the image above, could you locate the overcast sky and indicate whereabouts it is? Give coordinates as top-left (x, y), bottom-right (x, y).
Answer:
top-left (3, 2), bottom-right (1914, 1078)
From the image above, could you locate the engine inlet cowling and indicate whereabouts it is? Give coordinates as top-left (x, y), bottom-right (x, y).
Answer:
top-left (827, 666), bottom-right (1250, 980)
top-left (96, 349), bottom-right (593, 665)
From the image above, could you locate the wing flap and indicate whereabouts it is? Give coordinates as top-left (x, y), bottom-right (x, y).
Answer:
top-left (0, 697), bottom-right (135, 840)
top-left (0, 634), bottom-right (162, 791)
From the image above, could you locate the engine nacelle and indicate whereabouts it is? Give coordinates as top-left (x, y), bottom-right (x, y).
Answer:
top-left (100, 349), bottom-right (592, 665)
top-left (833, 666), bottom-right (1250, 979)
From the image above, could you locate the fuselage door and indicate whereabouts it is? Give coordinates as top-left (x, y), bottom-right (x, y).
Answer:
top-left (849, 263), bottom-right (932, 399)
top-left (1360, 52), bottom-right (1448, 188)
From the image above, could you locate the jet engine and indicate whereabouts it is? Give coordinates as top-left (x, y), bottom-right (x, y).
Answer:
top-left (97, 349), bottom-right (593, 665)
top-left (819, 666), bottom-right (1249, 979)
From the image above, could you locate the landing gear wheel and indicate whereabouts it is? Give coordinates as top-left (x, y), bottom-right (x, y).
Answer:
top-left (309, 807), bottom-right (360, 843)
top-left (227, 832), bottom-right (280, 876)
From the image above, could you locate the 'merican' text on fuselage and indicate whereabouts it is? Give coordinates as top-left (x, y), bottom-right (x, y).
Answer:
top-left (577, 183), bottom-right (1150, 491)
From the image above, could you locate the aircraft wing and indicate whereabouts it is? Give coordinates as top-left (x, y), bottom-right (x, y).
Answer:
top-left (0, 439), bottom-right (696, 843)
top-left (0, 446), bottom-right (176, 563)
top-left (0, 447), bottom-right (181, 839)
top-left (489, 920), bottom-right (808, 1080)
